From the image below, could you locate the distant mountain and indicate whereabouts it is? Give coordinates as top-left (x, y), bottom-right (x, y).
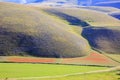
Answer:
top-left (0, 0), bottom-right (120, 6)
top-left (0, 0), bottom-right (43, 4)
top-left (95, 1), bottom-right (120, 8)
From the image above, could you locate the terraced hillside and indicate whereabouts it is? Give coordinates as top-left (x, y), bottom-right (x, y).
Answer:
top-left (0, 2), bottom-right (91, 58)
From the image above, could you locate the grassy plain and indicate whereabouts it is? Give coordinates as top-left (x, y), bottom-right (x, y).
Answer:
top-left (0, 63), bottom-right (107, 79)
top-left (31, 71), bottom-right (120, 80)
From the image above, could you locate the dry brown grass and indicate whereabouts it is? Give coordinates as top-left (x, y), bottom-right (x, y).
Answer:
top-left (0, 2), bottom-right (91, 58)
top-left (43, 7), bottom-right (120, 27)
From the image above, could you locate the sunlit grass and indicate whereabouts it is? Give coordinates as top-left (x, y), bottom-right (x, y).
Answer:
top-left (0, 63), bottom-right (107, 78)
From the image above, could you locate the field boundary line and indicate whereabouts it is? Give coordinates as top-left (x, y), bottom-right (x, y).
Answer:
top-left (1, 69), bottom-right (111, 80)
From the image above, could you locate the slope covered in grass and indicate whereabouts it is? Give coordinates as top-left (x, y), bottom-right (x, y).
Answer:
top-left (0, 2), bottom-right (120, 58)
top-left (44, 7), bottom-right (120, 55)
top-left (82, 27), bottom-right (120, 54)
top-left (0, 2), bottom-right (91, 58)
top-left (44, 7), bottom-right (120, 27)
top-left (81, 6), bottom-right (120, 14)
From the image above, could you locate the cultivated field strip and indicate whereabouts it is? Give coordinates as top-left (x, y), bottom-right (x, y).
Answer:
top-left (0, 69), bottom-right (112, 80)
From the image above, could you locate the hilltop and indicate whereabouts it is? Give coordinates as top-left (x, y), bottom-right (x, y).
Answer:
top-left (0, 2), bottom-right (120, 59)
top-left (0, 2), bottom-right (91, 58)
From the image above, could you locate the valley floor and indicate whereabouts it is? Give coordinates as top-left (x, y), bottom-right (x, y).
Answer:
top-left (0, 63), bottom-right (107, 79)
top-left (0, 63), bottom-right (119, 80)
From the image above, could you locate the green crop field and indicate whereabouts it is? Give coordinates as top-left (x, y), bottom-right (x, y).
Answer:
top-left (31, 71), bottom-right (120, 80)
top-left (0, 63), bottom-right (108, 79)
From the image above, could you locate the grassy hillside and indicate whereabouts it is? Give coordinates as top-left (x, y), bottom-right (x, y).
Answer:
top-left (0, 2), bottom-right (91, 58)
top-left (44, 7), bottom-right (120, 27)
top-left (81, 6), bottom-right (120, 13)
top-left (44, 8), bottom-right (120, 54)
top-left (0, 2), bottom-right (120, 58)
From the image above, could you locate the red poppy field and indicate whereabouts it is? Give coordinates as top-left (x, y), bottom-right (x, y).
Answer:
top-left (61, 52), bottom-right (120, 66)
top-left (1, 52), bottom-right (119, 66)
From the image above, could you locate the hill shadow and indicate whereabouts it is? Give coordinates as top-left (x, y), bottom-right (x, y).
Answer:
top-left (0, 28), bottom-right (36, 56)
top-left (0, 28), bottom-right (63, 58)
top-left (81, 27), bottom-right (120, 54)
top-left (110, 14), bottom-right (120, 20)
top-left (45, 10), bottom-right (90, 27)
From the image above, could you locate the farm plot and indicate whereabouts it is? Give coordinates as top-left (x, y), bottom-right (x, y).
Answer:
top-left (0, 51), bottom-right (119, 66)
top-left (61, 52), bottom-right (120, 66)
top-left (0, 63), bottom-right (107, 79)
top-left (31, 71), bottom-right (120, 80)
top-left (103, 53), bottom-right (120, 63)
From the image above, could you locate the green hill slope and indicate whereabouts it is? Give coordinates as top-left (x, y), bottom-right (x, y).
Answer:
top-left (0, 2), bottom-right (91, 58)
top-left (44, 7), bottom-right (120, 27)
top-left (44, 7), bottom-right (120, 54)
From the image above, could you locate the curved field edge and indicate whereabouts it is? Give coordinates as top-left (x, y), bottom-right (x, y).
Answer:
top-left (43, 7), bottom-right (120, 27)
top-left (43, 8), bottom-right (120, 54)
top-left (0, 63), bottom-right (108, 79)
top-left (0, 52), bottom-right (120, 66)
top-left (103, 53), bottom-right (120, 63)
top-left (21, 70), bottom-right (120, 80)
top-left (17, 66), bottom-right (120, 80)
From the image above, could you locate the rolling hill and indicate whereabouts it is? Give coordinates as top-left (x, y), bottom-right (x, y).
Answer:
top-left (0, 2), bottom-right (91, 58)
top-left (81, 6), bottom-right (120, 14)
top-left (0, 2), bottom-right (120, 80)
top-left (0, 2), bottom-right (120, 59)
top-left (43, 7), bottom-right (120, 54)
